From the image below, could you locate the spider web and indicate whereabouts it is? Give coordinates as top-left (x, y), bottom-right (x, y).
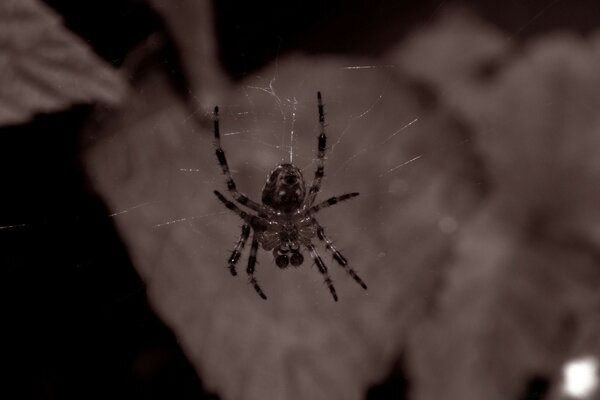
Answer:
top-left (142, 0), bottom-right (567, 235)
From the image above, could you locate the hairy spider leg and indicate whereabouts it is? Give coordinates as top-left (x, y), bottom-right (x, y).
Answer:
top-left (306, 92), bottom-right (326, 206)
top-left (227, 223), bottom-right (251, 276)
top-left (214, 189), bottom-right (267, 298)
top-left (247, 234), bottom-right (267, 300)
top-left (307, 244), bottom-right (338, 301)
top-left (213, 190), bottom-right (249, 220)
top-left (315, 222), bottom-right (367, 290)
top-left (213, 191), bottom-right (253, 276)
top-left (213, 106), bottom-right (263, 213)
top-left (307, 192), bottom-right (359, 215)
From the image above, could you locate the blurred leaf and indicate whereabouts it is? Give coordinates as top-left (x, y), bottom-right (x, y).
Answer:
top-left (389, 10), bottom-right (600, 400)
top-left (147, 0), bottom-right (226, 106)
top-left (84, 6), bottom-right (600, 400)
top-left (0, 0), bottom-right (126, 126)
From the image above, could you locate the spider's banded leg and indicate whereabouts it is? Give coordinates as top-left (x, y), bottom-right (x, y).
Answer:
top-left (247, 234), bottom-right (267, 300)
top-left (227, 223), bottom-right (251, 276)
top-left (213, 106), bottom-right (263, 212)
top-left (213, 190), bottom-right (249, 220)
top-left (307, 244), bottom-right (338, 301)
top-left (307, 92), bottom-right (326, 205)
top-left (315, 222), bottom-right (367, 290)
top-left (307, 192), bottom-right (359, 215)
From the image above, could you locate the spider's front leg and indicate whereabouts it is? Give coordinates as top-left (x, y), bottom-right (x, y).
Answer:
top-left (213, 106), bottom-right (263, 213)
top-left (306, 92), bottom-right (327, 205)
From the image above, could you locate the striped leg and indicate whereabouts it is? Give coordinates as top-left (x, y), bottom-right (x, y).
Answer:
top-left (316, 222), bottom-right (367, 290)
top-left (247, 234), bottom-right (267, 300)
top-left (307, 92), bottom-right (326, 205)
top-left (213, 106), bottom-right (263, 212)
top-left (227, 224), bottom-right (250, 276)
top-left (307, 192), bottom-right (359, 215)
top-left (307, 244), bottom-right (338, 301)
top-left (213, 190), bottom-right (249, 220)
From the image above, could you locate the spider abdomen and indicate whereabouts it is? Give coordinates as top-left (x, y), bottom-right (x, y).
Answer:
top-left (262, 163), bottom-right (306, 213)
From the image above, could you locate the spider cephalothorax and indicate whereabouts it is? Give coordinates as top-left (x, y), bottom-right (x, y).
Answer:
top-left (212, 92), bottom-right (367, 301)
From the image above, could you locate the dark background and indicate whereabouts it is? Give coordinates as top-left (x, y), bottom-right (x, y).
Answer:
top-left (2, 0), bottom-right (599, 398)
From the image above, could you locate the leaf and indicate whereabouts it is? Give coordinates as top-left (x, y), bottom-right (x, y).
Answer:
top-left (0, 0), bottom-right (126, 126)
top-left (83, 38), bottom-right (477, 399)
top-left (85, 6), bottom-right (600, 400)
top-left (389, 11), bottom-right (600, 400)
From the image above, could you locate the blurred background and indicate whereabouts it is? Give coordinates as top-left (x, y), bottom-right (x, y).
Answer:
top-left (3, 0), bottom-right (600, 399)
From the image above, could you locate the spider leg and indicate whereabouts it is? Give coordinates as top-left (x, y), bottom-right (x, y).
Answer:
top-left (213, 190), bottom-right (249, 220)
top-left (227, 223), bottom-right (251, 276)
top-left (315, 222), bottom-right (367, 290)
top-left (213, 106), bottom-right (263, 213)
top-left (247, 233), bottom-right (267, 300)
top-left (306, 92), bottom-right (326, 205)
top-left (307, 243), bottom-right (338, 301)
top-left (307, 192), bottom-right (359, 214)
top-left (214, 190), bottom-right (266, 296)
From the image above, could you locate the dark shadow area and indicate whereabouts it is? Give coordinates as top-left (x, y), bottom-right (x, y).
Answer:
top-left (42, 0), bottom-right (162, 66)
top-left (213, 0), bottom-right (600, 78)
top-left (0, 108), bottom-right (219, 399)
top-left (367, 357), bottom-right (410, 400)
top-left (213, 0), bottom-right (451, 78)
top-left (520, 376), bottom-right (551, 400)
top-left (4, 1), bottom-right (218, 398)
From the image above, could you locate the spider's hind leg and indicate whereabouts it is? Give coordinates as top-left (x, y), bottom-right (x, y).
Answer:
top-left (247, 234), bottom-right (267, 300)
top-left (307, 244), bottom-right (338, 301)
top-left (316, 223), bottom-right (367, 290)
top-left (227, 223), bottom-right (251, 276)
top-left (308, 192), bottom-right (359, 214)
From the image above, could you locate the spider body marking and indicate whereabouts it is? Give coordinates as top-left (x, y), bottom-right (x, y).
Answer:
top-left (212, 92), bottom-right (367, 301)
top-left (262, 163), bottom-right (306, 213)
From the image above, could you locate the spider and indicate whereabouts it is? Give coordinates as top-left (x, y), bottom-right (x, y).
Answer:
top-left (212, 92), bottom-right (367, 301)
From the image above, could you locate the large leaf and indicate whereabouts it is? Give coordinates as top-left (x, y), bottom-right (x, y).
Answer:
top-left (83, 37), bottom-right (482, 399)
top-left (390, 12), bottom-right (600, 400)
top-left (84, 6), bottom-right (600, 400)
top-left (0, 0), bottom-right (126, 126)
